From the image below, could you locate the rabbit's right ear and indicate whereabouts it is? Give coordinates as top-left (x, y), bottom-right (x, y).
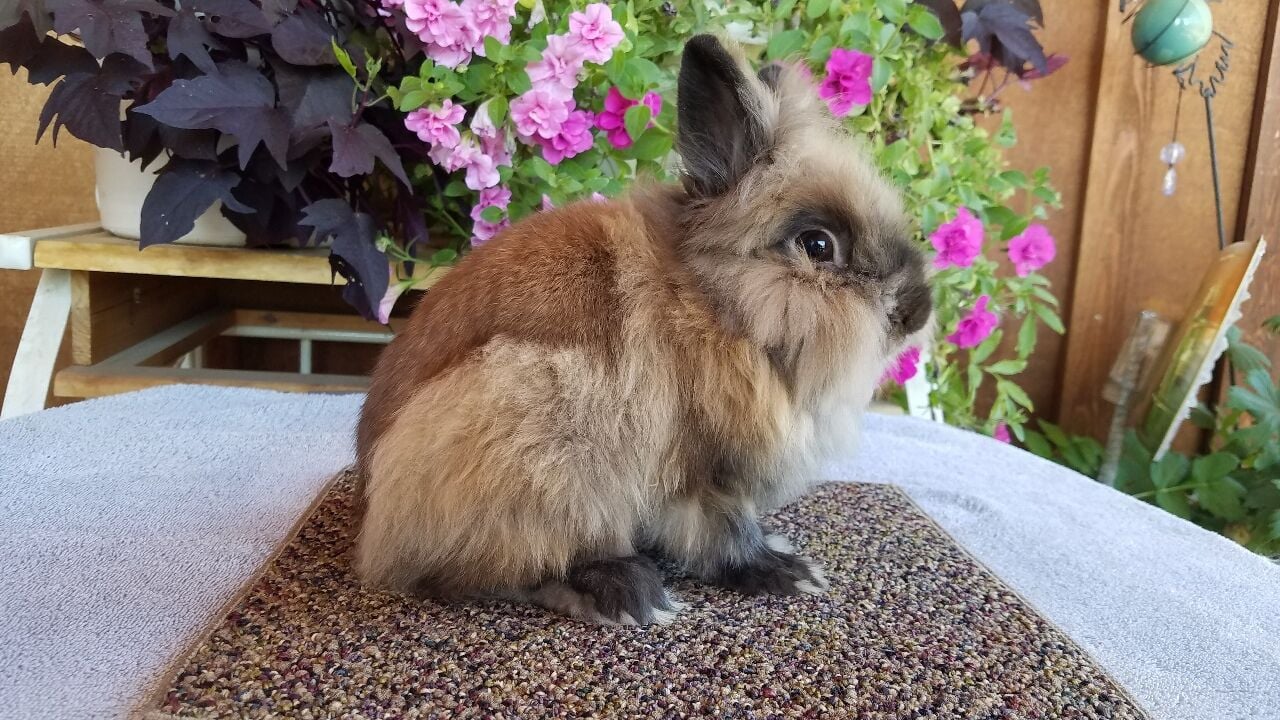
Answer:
top-left (677, 35), bottom-right (776, 198)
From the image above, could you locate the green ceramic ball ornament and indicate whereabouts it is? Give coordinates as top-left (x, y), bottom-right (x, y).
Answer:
top-left (1131, 0), bottom-right (1214, 66)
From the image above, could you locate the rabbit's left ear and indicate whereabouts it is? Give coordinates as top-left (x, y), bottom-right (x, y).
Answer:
top-left (676, 35), bottom-right (777, 198)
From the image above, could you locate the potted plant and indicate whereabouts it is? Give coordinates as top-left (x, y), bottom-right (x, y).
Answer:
top-left (0, 0), bottom-right (423, 317)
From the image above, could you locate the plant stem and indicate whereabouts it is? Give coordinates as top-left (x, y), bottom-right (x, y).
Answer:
top-left (1133, 482), bottom-right (1200, 499)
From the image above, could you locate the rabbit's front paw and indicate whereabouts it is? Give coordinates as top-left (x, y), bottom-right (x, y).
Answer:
top-left (715, 538), bottom-right (829, 596)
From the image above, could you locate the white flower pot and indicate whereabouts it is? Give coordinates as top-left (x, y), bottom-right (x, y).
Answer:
top-left (94, 148), bottom-right (248, 247)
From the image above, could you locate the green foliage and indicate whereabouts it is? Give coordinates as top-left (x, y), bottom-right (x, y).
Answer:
top-left (1107, 325), bottom-right (1280, 556)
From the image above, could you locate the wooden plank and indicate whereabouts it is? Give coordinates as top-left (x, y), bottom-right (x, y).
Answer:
top-left (0, 223), bottom-right (99, 270)
top-left (33, 231), bottom-right (448, 288)
top-left (230, 309), bottom-right (404, 335)
top-left (1234, 0), bottom-right (1280, 358)
top-left (0, 270), bottom-right (71, 419)
top-left (98, 308), bottom-right (234, 368)
top-left (54, 364), bottom-right (369, 398)
top-left (70, 272), bottom-right (217, 364)
top-left (1057, 3), bottom-right (1270, 438)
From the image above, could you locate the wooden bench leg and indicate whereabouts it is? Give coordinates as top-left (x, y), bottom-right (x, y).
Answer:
top-left (2, 269), bottom-right (72, 420)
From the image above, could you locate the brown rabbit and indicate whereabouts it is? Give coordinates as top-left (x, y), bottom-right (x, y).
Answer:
top-left (353, 34), bottom-right (933, 625)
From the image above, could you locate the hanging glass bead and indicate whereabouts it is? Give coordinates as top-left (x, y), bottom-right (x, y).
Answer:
top-left (1160, 142), bottom-right (1186, 165)
top-left (1162, 167), bottom-right (1178, 196)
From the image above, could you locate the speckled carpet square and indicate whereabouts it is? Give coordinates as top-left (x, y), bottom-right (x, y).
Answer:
top-left (144, 475), bottom-right (1148, 719)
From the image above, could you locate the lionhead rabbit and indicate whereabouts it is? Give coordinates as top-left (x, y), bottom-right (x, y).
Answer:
top-left (354, 34), bottom-right (933, 625)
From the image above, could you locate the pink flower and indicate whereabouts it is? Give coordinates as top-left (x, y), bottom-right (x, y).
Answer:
top-left (481, 130), bottom-right (513, 168)
top-left (528, 34), bottom-right (585, 95)
top-left (470, 99), bottom-right (499, 139)
top-left (405, 0), bottom-right (475, 56)
top-left (461, 0), bottom-right (515, 49)
top-left (541, 194), bottom-right (556, 211)
top-left (930, 207), bottom-right (984, 270)
top-left (595, 87), bottom-right (662, 149)
top-left (590, 192), bottom-right (607, 202)
top-left (511, 87), bottom-right (570, 139)
top-left (470, 185), bottom-right (512, 222)
top-left (948, 295), bottom-right (999, 349)
top-left (1007, 223), bottom-right (1057, 277)
top-left (566, 3), bottom-right (624, 64)
top-left (376, 278), bottom-right (410, 325)
top-left (448, 136), bottom-right (502, 189)
top-left (818, 48), bottom-right (874, 117)
top-left (881, 346), bottom-right (921, 385)
top-left (472, 217), bottom-right (509, 245)
top-left (404, 99), bottom-right (466, 148)
top-left (538, 109), bottom-right (595, 164)
top-left (993, 422), bottom-right (1011, 443)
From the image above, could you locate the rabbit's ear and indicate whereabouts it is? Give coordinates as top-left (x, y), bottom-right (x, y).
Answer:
top-left (677, 35), bottom-right (776, 198)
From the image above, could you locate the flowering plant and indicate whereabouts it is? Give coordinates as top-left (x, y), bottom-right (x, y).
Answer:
top-left (372, 0), bottom-right (1064, 442)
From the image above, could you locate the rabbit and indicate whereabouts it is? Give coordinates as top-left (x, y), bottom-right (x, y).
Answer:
top-left (352, 34), bottom-right (933, 625)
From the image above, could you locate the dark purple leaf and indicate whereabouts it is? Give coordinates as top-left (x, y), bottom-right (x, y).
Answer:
top-left (133, 61), bottom-right (291, 169)
top-left (193, 0), bottom-right (271, 39)
top-left (0, 16), bottom-right (41, 70)
top-left (259, 0), bottom-right (298, 23)
top-left (270, 8), bottom-right (336, 66)
top-left (300, 199), bottom-right (388, 320)
top-left (223, 177), bottom-right (299, 246)
top-left (123, 103), bottom-right (164, 167)
top-left (168, 5), bottom-right (223, 74)
top-left (961, 0), bottom-right (1042, 26)
top-left (23, 38), bottom-right (98, 84)
top-left (917, 0), bottom-right (963, 47)
top-left (1019, 52), bottom-right (1068, 80)
top-left (1, 0), bottom-right (53, 35)
top-left (962, 2), bottom-right (1047, 75)
top-left (37, 54), bottom-right (145, 150)
top-left (328, 119), bottom-right (410, 186)
top-left (46, 0), bottom-right (172, 67)
top-left (275, 63), bottom-right (354, 153)
top-left (140, 158), bottom-right (253, 246)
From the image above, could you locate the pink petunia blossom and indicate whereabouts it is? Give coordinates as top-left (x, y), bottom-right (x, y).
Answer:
top-left (376, 277), bottom-right (411, 325)
top-left (948, 295), bottom-right (999, 349)
top-left (471, 217), bottom-right (509, 245)
top-left (541, 194), bottom-right (556, 211)
top-left (881, 346), bottom-right (921, 385)
top-left (930, 207), bottom-right (984, 270)
top-left (404, 0), bottom-right (474, 53)
top-left (993, 422), bottom-right (1011, 443)
top-left (818, 48), bottom-right (874, 117)
top-left (538, 109), bottom-right (595, 164)
top-left (595, 87), bottom-right (662, 149)
top-left (404, 99), bottom-right (466, 148)
top-left (566, 3), bottom-right (624, 64)
top-left (590, 192), bottom-right (607, 202)
top-left (470, 185), bottom-right (512, 222)
top-left (510, 86), bottom-right (570, 139)
top-left (448, 136), bottom-right (502, 189)
top-left (1007, 223), bottom-right (1057, 277)
top-left (481, 130), bottom-right (513, 168)
top-left (461, 0), bottom-right (516, 50)
top-left (470, 99), bottom-right (499, 138)
top-left (527, 34), bottom-right (585, 95)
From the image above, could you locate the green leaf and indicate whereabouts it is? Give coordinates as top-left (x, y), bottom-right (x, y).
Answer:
top-left (906, 4), bottom-right (944, 40)
top-left (630, 129), bottom-right (673, 161)
top-left (875, 0), bottom-right (907, 23)
top-left (624, 104), bottom-right (652, 147)
top-left (1038, 420), bottom-right (1070, 449)
top-left (1017, 316), bottom-right (1038, 357)
top-left (430, 248), bottom-right (458, 265)
top-left (479, 205), bottom-right (505, 223)
top-left (1150, 453), bottom-right (1189, 489)
top-left (1197, 475), bottom-right (1247, 521)
top-left (970, 328), bottom-right (1003, 365)
top-left (1023, 431), bottom-right (1053, 459)
top-left (806, 0), bottom-right (831, 20)
top-left (486, 95), bottom-right (508, 127)
top-left (987, 359), bottom-right (1027, 376)
top-left (1033, 303), bottom-right (1065, 334)
top-left (1269, 510), bottom-right (1280, 540)
top-left (1156, 488), bottom-right (1193, 519)
top-left (444, 179), bottom-right (468, 197)
top-left (766, 30), bottom-right (806, 60)
top-left (1191, 452), bottom-right (1240, 484)
top-left (1226, 327), bottom-right (1273, 373)
top-left (1189, 403), bottom-right (1217, 430)
top-left (997, 379), bottom-right (1034, 411)
top-left (332, 39), bottom-right (357, 79)
top-left (871, 58), bottom-right (891, 92)
top-left (807, 34), bottom-right (836, 63)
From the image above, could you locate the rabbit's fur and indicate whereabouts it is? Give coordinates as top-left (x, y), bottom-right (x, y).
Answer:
top-left (353, 35), bottom-right (933, 624)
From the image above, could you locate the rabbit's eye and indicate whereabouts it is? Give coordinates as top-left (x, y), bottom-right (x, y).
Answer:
top-left (796, 229), bottom-right (835, 263)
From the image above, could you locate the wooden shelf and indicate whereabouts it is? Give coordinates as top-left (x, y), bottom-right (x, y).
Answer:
top-left (31, 230), bottom-right (447, 288)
